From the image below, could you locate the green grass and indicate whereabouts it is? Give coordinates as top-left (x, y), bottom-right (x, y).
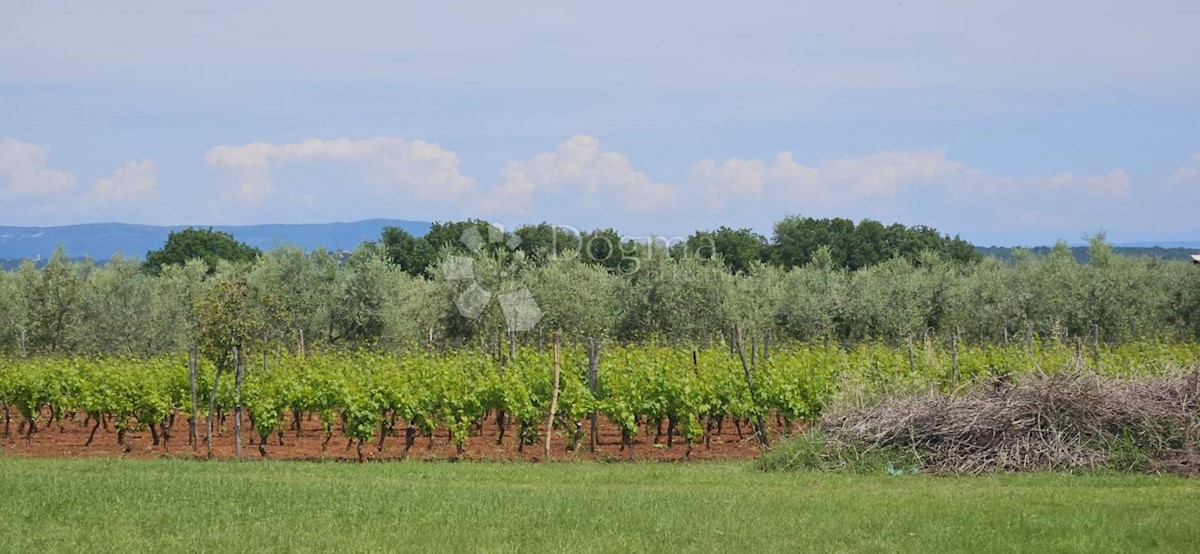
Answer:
top-left (1, 457), bottom-right (1198, 553)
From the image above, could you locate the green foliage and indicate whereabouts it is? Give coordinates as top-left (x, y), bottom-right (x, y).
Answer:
top-left (380, 226), bottom-right (436, 276)
top-left (3, 341), bottom-right (1200, 459)
top-left (17, 246), bottom-right (85, 353)
top-left (514, 222), bottom-right (581, 261)
top-left (143, 227), bottom-right (261, 275)
top-left (683, 226), bottom-right (767, 274)
top-left (770, 215), bottom-right (980, 270)
top-left (6, 231), bottom-right (1200, 356)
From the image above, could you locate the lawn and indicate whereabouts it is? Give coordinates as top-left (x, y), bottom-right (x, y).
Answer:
top-left (0, 457), bottom-right (1197, 553)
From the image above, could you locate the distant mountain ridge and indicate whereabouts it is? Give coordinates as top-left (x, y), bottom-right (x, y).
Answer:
top-left (0, 219), bottom-right (432, 261)
top-left (976, 245), bottom-right (1199, 263)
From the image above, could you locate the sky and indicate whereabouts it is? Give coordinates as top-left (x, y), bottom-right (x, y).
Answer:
top-left (1, 1), bottom-right (1199, 246)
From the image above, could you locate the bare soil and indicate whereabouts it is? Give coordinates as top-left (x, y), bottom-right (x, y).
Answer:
top-left (0, 409), bottom-right (791, 462)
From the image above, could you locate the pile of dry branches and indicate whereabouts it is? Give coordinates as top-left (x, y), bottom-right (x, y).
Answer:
top-left (821, 372), bottom-right (1200, 474)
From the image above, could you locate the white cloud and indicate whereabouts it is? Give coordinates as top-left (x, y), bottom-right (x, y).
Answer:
top-left (1167, 153), bottom-right (1200, 186)
top-left (696, 148), bottom-right (1130, 213)
top-left (93, 160), bottom-right (158, 204)
top-left (692, 152), bottom-right (822, 211)
top-left (695, 150), bottom-right (962, 212)
top-left (821, 150), bottom-right (962, 196)
top-left (0, 138), bottom-right (76, 197)
top-left (205, 137), bottom-right (474, 206)
top-left (1168, 167), bottom-right (1199, 185)
top-left (482, 135), bottom-right (678, 214)
top-left (1045, 170), bottom-right (1130, 197)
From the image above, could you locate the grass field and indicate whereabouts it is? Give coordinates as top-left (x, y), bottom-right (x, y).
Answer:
top-left (1, 458), bottom-right (1198, 553)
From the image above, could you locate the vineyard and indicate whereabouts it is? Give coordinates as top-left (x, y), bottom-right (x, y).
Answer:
top-left (3, 339), bottom-right (1198, 462)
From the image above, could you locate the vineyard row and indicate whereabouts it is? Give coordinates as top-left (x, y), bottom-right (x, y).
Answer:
top-left (2, 340), bottom-right (1197, 461)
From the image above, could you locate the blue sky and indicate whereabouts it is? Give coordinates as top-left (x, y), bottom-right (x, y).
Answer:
top-left (2, 1), bottom-right (1199, 245)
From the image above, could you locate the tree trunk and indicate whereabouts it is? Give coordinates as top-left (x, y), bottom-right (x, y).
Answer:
top-left (377, 415), bottom-right (389, 453)
top-left (403, 424), bottom-right (417, 457)
top-left (85, 414), bottom-right (101, 446)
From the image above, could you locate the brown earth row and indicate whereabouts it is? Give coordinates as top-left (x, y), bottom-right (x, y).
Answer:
top-left (0, 409), bottom-right (793, 463)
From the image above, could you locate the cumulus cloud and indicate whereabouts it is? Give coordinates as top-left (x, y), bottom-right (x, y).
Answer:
top-left (695, 149), bottom-right (1129, 212)
top-left (1167, 153), bottom-right (1200, 186)
top-left (0, 138), bottom-right (76, 197)
top-left (691, 152), bottom-right (823, 211)
top-left (481, 135), bottom-right (679, 214)
top-left (1044, 170), bottom-right (1130, 197)
top-left (205, 137), bottom-right (475, 206)
top-left (1169, 167), bottom-right (1199, 185)
top-left (93, 160), bottom-right (158, 204)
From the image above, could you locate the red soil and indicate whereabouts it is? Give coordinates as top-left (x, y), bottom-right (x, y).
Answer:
top-left (0, 410), bottom-right (791, 463)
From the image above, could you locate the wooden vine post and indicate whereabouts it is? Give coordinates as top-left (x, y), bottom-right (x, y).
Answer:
top-left (188, 346), bottom-right (199, 450)
top-left (950, 328), bottom-right (959, 387)
top-left (906, 332), bottom-right (915, 375)
top-left (508, 322), bottom-right (517, 361)
top-left (732, 325), bottom-right (769, 450)
top-left (587, 337), bottom-right (600, 453)
top-left (544, 333), bottom-right (562, 461)
top-left (233, 344), bottom-right (244, 461)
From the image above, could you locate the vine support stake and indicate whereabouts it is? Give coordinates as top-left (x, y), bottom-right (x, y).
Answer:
top-left (587, 337), bottom-right (600, 453)
top-left (544, 333), bottom-right (562, 462)
top-left (189, 346), bottom-right (199, 450)
top-left (907, 333), bottom-right (915, 375)
top-left (233, 343), bottom-right (243, 461)
top-left (733, 325), bottom-right (769, 450)
top-left (950, 328), bottom-right (959, 388)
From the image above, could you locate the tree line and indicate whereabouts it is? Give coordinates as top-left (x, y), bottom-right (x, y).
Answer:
top-left (377, 215), bottom-right (980, 276)
top-left (0, 217), bottom-right (1198, 360)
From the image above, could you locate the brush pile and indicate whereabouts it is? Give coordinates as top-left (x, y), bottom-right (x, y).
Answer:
top-left (821, 372), bottom-right (1200, 474)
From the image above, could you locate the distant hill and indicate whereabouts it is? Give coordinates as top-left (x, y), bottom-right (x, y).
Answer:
top-left (977, 245), bottom-right (1198, 263)
top-left (0, 219), bottom-right (431, 262)
top-left (1116, 241), bottom-right (1200, 249)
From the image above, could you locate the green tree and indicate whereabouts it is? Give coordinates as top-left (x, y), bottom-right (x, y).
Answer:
top-left (579, 228), bottom-right (638, 273)
top-left (0, 269), bottom-right (22, 354)
top-left (144, 228), bottom-right (261, 275)
top-left (18, 246), bottom-right (85, 353)
top-left (424, 219), bottom-right (513, 256)
top-left (380, 227), bottom-right (436, 276)
top-left (74, 254), bottom-right (167, 355)
top-left (329, 245), bottom-right (407, 344)
top-left (685, 226), bottom-right (768, 274)
top-left (524, 252), bottom-right (622, 341)
top-left (248, 246), bottom-right (339, 347)
top-left (514, 223), bottom-right (580, 262)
